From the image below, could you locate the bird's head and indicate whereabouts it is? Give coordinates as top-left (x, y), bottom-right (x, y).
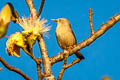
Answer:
top-left (51, 18), bottom-right (70, 25)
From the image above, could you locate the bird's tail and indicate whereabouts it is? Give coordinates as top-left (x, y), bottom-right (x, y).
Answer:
top-left (75, 51), bottom-right (85, 60)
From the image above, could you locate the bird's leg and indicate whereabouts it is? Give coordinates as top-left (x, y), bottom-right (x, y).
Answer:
top-left (63, 50), bottom-right (69, 64)
top-left (67, 46), bottom-right (73, 50)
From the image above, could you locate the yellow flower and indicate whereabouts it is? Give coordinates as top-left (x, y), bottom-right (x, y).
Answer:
top-left (0, 3), bottom-right (13, 38)
top-left (6, 32), bottom-right (26, 57)
top-left (102, 76), bottom-right (111, 80)
top-left (0, 3), bottom-right (13, 24)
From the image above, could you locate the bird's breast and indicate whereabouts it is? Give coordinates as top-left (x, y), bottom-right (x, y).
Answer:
top-left (56, 24), bottom-right (76, 49)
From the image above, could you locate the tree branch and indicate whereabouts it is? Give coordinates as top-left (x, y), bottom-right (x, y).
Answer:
top-left (57, 53), bottom-right (68, 80)
top-left (89, 8), bottom-right (94, 35)
top-left (58, 55), bottom-right (81, 80)
top-left (23, 47), bottom-right (43, 80)
top-left (23, 48), bottom-right (41, 64)
top-left (0, 57), bottom-right (31, 80)
top-left (37, 63), bottom-right (43, 80)
top-left (65, 58), bottom-right (80, 68)
top-left (37, 0), bottom-right (45, 17)
top-left (50, 12), bottom-right (120, 65)
top-left (57, 65), bottom-right (65, 80)
top-left (25, 0), bottom-right (37, 18)
top-left (38, 35), bottom-right (55, 80)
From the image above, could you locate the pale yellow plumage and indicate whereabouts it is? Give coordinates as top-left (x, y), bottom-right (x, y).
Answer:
top-left (52, 18), bottom-right (84, 59)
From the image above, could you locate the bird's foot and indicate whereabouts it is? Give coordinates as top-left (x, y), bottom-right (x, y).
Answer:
top-left (67, 46), bottom-right (73, 50)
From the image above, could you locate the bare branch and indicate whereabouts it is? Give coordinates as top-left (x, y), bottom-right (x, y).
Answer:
top-left (38, 35), bottom-right (55, 80)
top-left (23, 48), bottom-right (41, 64)
top-left (50, 12), bottom-right (120, 65)
top-left (50, 52), bottom-right (64, 65)
top-left (0, 57), bottom-right (31, 80)
top-left (57, 66), bottom-right (65, 80)
top-left (89, 8), bottom-right (94, 35)
top-left (23, 48), bottom-right (42, 80)
top-left (25, 0), bottom-right (37, 18)
top-left (37, 63), bottom-right (43, 80)
top-left (57, 53), bottom-right (68, 80)
top-left (65, 58), bottom-right (80, 68)
top-left (58, 54), bottom-right (81, 80)
top-left (37, 0), bottom-right (45, 17)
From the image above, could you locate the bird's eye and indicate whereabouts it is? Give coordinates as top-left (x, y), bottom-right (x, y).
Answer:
top-left (58, 19), bottom-right (61, 22)
top-left (59, 19), bottom-right (64, 23)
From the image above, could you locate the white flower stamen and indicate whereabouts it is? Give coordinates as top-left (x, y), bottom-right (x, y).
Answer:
top-left (18, 16), bottom-right (51, 36)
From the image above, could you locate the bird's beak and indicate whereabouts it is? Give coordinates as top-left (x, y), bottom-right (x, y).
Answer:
top-left (51, 19), bottom-right (57, 22)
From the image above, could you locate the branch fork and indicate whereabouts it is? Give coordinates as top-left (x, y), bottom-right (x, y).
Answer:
top-left (1, 0), bottom-right (120, 79)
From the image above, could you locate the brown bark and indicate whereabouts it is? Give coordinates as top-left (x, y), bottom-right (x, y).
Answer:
top-left (25, 0), bottom-right (37, 18)
top-left (89, 8), bottom-right (95, 35)
top-left (37, 0), bottom-right (45, 17)
top-left (38, 35), bottom-right (55, 80)
top-left (0, 57), bottom-right (31, 80)
top-left (50, 13), bottom-right (120, 65)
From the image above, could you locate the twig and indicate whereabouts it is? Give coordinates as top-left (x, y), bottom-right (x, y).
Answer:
top-left (65, 58), bottom-right (80, 68)
top-left (57, 65), bottom-right (65, 80)
top-left (37, 63), bottom-right (43, 80)
top-left (38, 35), bottom-right (55, 80)
top-left (25, 0), bottom-right (37, 18)
top-left (23, 48), bottom-right (41, 64)
top-left (89, 8), bottom-right (94, 35)
top-left (0, 57), bottom-right (31, 80)
top-left (37, 0), bottom-right (45, 17)
top-left (58, 57), bottom-right (81, 80)
top-left (50, 12), bottom-right (120, 65)
top-left (23, 48), bottom-right (42, 80)
top-left (57, 53), bottom-right (68, 80)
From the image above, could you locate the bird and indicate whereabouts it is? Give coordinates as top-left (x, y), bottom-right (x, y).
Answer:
top-left (51, 18), bottom-right (84, 59)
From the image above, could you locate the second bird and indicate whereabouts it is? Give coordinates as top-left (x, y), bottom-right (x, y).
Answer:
top-left (51, 18), bottom-right (84, 59)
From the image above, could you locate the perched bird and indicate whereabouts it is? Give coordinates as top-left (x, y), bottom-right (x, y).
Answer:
top-left (51, 18), bottom-right (84, 59)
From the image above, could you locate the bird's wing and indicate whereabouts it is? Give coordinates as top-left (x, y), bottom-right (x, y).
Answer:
top-left (69, 23), bottom-right (77, 43)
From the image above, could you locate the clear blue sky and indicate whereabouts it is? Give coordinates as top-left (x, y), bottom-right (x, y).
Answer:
top-left (0, 0), bottom-right (120, 80)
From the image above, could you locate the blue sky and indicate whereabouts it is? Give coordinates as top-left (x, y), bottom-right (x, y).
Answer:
top-left (0, 0), bottom-right (120, 80)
